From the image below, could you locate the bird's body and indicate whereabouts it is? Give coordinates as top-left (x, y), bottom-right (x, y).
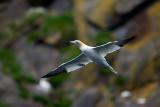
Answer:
top-left (42, 36), bottom-right (135, 78)
top-left (81, 44), bottom-right (118, 74)
top-left (83, 47), bottom-right (104, 64)
top-left (82, 46), bottom-right (98, 61)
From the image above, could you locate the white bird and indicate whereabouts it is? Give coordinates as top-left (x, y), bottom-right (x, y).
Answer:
top-left (42, 36), bottom-right (135, 78)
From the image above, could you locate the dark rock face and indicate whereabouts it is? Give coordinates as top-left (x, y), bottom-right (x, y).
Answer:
top-left (115, 98), bottom-right (139, 107)
top-left (114, 35), bottom-right (160, 89)
top-left (12, 37), bottom-right (60, 78)
top-left (0, 0), bottom-right (11, 3)
top-left (15, 100), bottom-right (43, 107)
top-left (50, 0), bottom-right (73, 12)
top-left (0, 72), bottom-right (19, 106)
top-left (0, 0), bottom-right (28, 30)
top-left (72, 87), bottom-right (102, 107)
top-left (26, 0), bottom-right (55, 7)
top-left (145, 87), bottom-right (160, 107)
top-left (0, 0), bottom-right (160, 107)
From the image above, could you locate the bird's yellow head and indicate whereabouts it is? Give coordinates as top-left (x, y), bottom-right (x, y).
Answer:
top-left (70, 40), bottom-right (84, 48)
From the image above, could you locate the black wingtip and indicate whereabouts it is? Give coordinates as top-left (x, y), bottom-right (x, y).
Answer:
top-left (41, 73), bottom-right (51, 78)
top-left (117, 36), bottom-right (136, 47)
top-left (41, 71), bottom-right (65, 78)
top-left (41, 72), bottom-right (53, 78)
top-left (41, 68), bottom-right (67, 78)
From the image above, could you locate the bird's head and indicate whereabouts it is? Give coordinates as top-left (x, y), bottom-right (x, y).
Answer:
top-left (70, 40), bottom-right (84, 47)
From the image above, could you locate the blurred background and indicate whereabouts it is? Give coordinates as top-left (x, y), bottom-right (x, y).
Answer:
top-left (0, 0), bottom-right (160, 107)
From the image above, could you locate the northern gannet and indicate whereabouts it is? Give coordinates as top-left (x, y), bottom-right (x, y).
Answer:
top-left (42, 36), bottom-right (135, 78)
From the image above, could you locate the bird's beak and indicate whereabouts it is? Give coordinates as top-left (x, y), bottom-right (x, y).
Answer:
top-left (70, 41), bottom-right (75, 44)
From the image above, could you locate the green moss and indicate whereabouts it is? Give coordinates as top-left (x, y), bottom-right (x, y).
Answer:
top-left (25, 9), bottom-right (46, 24)
top-left (0, 103), bottom-right (10, 107)
top-left (22, 75), bottom-right (38, 84)
top-left (27, 12), bottom-right (76, 43)
top-left (18, 84), bottom-right (30, 99)
top-left (114, 75), bottom-right (128, 86)
top-left (90, 31), bottom-right (112, 45)
top-left (54, 98), bottom-right (71, 107)
top-left (0, 22), bottom-right (19, 42)
top-left (33, 95), bottom-right (71, 107)
top-left (99, 67), bottom-right (112, 76)
top-left (33, 95), bottom-right (50, 104)
top-left (0, 31), bottom-right (10, 39)
top-left (0, 48), bottom-right (38, 83)
top-left (41, 12), bottom-right (75, 39)
top-left (33, 95), bottom-right (55, 107)
top-left (27, 30), bottom-right (45, 42)
top-left (0, 30), bottom-right (15, 41)
top-left (49, 73), bottom-right (69, 88)
top-left (0, 48), bottom-right (22, 80)
top-left (64, 46), bottom-right (80, 60)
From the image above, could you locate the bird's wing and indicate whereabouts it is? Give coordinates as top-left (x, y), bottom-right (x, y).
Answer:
top-left (94, 36), bottom-right (135, 57)
top-left (42, 53), bottom-right (92, 78)
top-left (106, 61), bottom-right (118, 74)
top-left (94, 41), bottom-right (121, 57)
top-left (64, 54), bottom-right (92, 72)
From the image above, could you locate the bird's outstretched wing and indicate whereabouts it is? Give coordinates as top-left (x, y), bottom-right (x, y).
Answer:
top-left (94, 36), bottom-right (135, 57)
top-left (42, 54), bottom-right (92, 78)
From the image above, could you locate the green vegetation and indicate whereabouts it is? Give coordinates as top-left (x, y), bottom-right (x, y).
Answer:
top-left (0, 103), bottom-right (9, 107)
top-left (0, 7), bottom-right (115, 106)
top-left (99, 67), bottom-right (112, 76)
top-left (90, 31), bottom-right (112, 45)
top-left (0, 10), bottom-right (75, 107)
top-left (26, 11), bottom-right (76, 43)
top-left (114, 75), bottom-right (128, 86)
top-left (33, 95), bottom-right (71, 107)
top-left (0, 48), bottom-right (22, 80)
top-left (49, 73), bottom-right (69, 88)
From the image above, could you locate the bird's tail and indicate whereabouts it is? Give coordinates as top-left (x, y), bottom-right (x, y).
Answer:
top-left (116, 36), bottom-right (136, 47)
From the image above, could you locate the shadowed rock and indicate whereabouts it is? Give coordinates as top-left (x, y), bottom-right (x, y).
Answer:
top-left (72, 87), bottom-right (102, 107)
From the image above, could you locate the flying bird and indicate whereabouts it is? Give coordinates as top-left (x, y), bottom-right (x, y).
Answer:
top-left (42, 36), bottom-right (135, 78)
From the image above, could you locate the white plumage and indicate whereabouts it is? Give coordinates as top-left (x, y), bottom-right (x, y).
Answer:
top-left (42, 36), bottom-right (135, 78)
